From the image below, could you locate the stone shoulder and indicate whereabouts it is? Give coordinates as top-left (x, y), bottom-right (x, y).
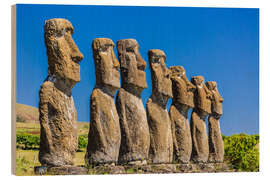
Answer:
top-left (39, 81), bottom-right (54, 102)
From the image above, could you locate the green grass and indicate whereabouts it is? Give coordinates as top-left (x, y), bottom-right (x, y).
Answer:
top-left (16, 149), bottom-right (86, 176)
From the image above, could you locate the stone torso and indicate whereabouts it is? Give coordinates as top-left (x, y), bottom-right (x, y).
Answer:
top-left (169, 104), bottom-right (192, 164)
top-left (86, 88), bottom-right (121, 164)
top-left (116, 88), bottom-right (150, 163)
top-left (39, 80), bottom-right (78, 166)
top-left (146, 98), bottom-right (173, 163)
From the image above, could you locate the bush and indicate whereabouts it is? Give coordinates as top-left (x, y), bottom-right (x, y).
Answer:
top-left (223, 133), bottom-right (259, 172)
top-left (16, 116), bottom-right (25, 122)
top-left (16, 134), bottom-right (88, 150)
top-left (78, 135), bottom-right (88, 149)
top-left (16, 134), bottom-right (40, 149)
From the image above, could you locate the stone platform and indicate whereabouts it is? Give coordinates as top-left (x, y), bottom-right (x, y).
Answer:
top-left (34, 166), bottom-right (88, 175)
top-left (35, 163), bottom-right (233, 175)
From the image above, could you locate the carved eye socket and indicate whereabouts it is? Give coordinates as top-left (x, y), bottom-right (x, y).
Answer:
top-left (98, 47), bottom-right (108, 52)
top-left (152, 58), bottom-right (160, 64)
top-left (55, 28), bottom-right (73, 38)
top-left (55, 31), bottom-right (64, 38)
top-left (126, 48), bottom-right (134, 53)
top-left (177, 74), bottom-right (182, 78)
top-left (66, 28), bottom-right (73, 34)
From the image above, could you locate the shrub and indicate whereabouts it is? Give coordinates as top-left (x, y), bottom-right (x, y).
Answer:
top-left (78, 135), bottom-right (88, 149)
top-left (223, 133), bottom-right (259, 172)
top-left (16, 116), bottom-right (25, 122)
top-left (16, 133), bottom-right (88, 150)
top-left (16, 134), bottom-right (40, 149)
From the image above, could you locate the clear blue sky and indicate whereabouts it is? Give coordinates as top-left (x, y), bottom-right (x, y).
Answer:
top-left (16, 4), bottom-right (259, 136)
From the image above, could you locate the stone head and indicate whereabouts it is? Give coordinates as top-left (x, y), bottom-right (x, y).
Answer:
top-left (148, 49), bottom-right (172, 98)
top-left (169, 66), bottom-right (195, 108)
top-left (191, 76), bottom-right (212, 115)
top-left (117, 39), bottom-right (147, 92)
top-left (44, 18), bottom-right (83, 85)
top-left (206, 81), bottom-right (223, 116)
top-left (92, 38), bottom-right (120, 91)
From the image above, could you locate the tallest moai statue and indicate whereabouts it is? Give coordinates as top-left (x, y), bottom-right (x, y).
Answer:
top-left (39, 18), bottom-right (83, 166)
top-left (116, 39), bottom-right (150, 164)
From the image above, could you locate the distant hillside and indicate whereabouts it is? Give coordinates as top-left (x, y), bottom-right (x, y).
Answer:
top-left (16, 103), bottom-right (39, 123)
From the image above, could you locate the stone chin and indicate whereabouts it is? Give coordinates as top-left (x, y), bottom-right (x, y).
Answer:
top-left (175, 96), bottom-right (194, 109)
top-left (53, 61), bottom-right (81, 84)
top-left (103, 70), bottom-right (121, 90)
top-left (157, 79), bottom-right (172, 98)
top-left (135, 70), bottom-right (148, 89)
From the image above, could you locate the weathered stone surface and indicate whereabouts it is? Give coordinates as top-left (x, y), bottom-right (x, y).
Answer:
top-left (116, 39), bottom-right (150, 164)
top-left (35, 163), bottom-right (233, 175)
top-left (85, 38), bottom-right (121, 165)
top-left (146, 49), bottom-right (173, 164)
top-left (35, 166), bottom-right (88, 175)
top-left (89, 165), bottom-right (126, 174)
top-left (169, 66), bottom-right (195, 164)
top-left (191, 76), bottom-right (212, 114)
top-left (206, 81), bottom-right (224, 163)
top-left (190, 76), bottom-right (212, 163)
top-left (39, 18), bottom-right (83, 166)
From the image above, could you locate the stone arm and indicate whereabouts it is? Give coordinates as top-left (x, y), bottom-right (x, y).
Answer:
top-left (169, 105), bottom-right (179, 155)
top-left (89, 90), bottom-right (107, 150)
top-left (39, 83), bottom-right (54, 152)
top-left (115, 89), bottom-right (132, 149)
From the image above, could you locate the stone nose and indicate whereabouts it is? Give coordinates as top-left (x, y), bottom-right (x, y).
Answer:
top-left (112, 51), bottom-right (120, 70)
top-left (136, 53), bottom-right (146, 71)
top-left (66, 34), bottom-right (84, 63)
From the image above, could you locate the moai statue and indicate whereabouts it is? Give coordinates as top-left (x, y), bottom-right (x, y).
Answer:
top-left (85, 38), bottom-right (121, 166)
top-left (39, 18), bottom-right (83, 166)
top-left (169, 66), bottom-right (196, 164)
top-left (190, 76), bottom-right (212, 163)
top-left (116, 39), bottom-right (150, 165)
top-left (146, 50), bottom-right (173, 164)
top-left (206, 81), bottom-right (224, 163)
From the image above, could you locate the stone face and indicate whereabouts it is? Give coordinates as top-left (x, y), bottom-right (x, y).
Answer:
top-left (116, 39), bottom-right (150, 164)
top-left (190, 76), bottom-right (212, 163)
top-left (86, 38), bottom-right (121, 165)
top-left (117, 39), bottom-right (147, 92)
top-left (44, 19), bottom-right (83, 84)
top-left (39, 18), bottom-right (83, 166)
top-left (206, 81), bottom-right (224, 163)
top-left (148, 50), bottom-right (172, 97)
top-left (169, 66), bottom-right (195, 164)
top-left (191, 76), bottom-right (212, 114)
top-left (146, 49), bottom-right (173, 164)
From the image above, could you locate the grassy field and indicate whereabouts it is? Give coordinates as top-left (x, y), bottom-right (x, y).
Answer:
top-left (16, 149), bottom-right (86, 176)
top-left (16, 121), bottom-right (89, 176)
